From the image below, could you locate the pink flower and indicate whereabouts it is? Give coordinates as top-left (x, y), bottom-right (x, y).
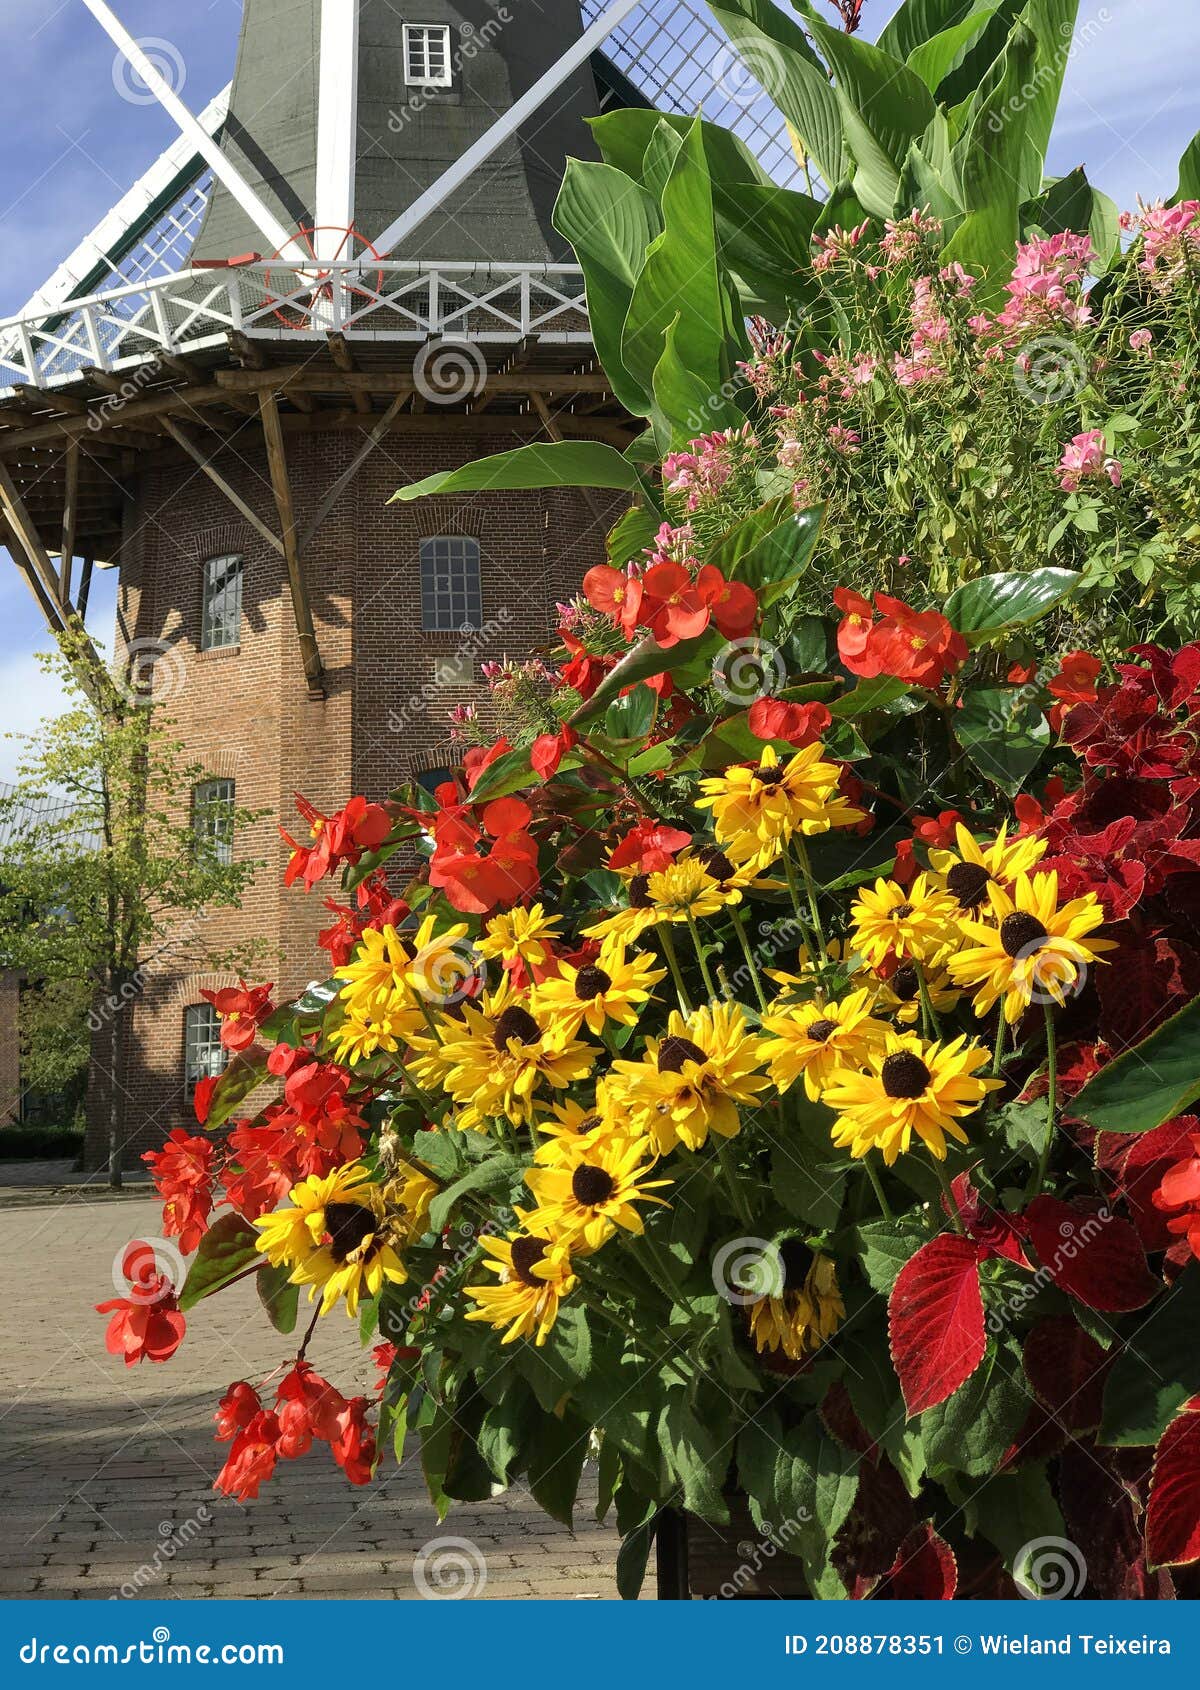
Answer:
top-left (1136, 199), bottom-right (1200, 289)
top-left (1058, 429), bottom-right (1122, 493)
top-left (1130, 328), bottom-right (1154, 353)
top-left (811, 220), bottom-right (870, 273)
top-left (828, 423), bottom-right (861, 455)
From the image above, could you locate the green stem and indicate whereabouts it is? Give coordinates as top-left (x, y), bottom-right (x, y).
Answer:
top-left (782, 851), bottom-right (815, 949)
top-left (990, 1013), bottom-right (1008, 1080)
top-left (406, 983), bottom-right (446, 1045)
top-left (915, 963), bottom-right (941, 1043)
top-left (863, 1155), bottom-right (893, 1222)
top-left (793, 838), bottom-right (827, 956)
top-left (657, 922), bottom-right (693, 1016)
top-left (639, 1231), bottom-right (695, 1315)
top-left (1029, 1004), bottom-right (1059, 1198)
top-left (932, 1154), bottom-right (965, 1234)
top-left (715, 1135), bottom-right (754, 1228)
top-left (730, 903), bottom-right (769, 1011)
top-left (685, 911), bottom-right (718, 1003)
top-left (580, 1284), bottom-right (693, 1386)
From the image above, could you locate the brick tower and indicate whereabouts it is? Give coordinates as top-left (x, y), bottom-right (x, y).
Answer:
top-left (0, 0), bottom-right (645, 1164)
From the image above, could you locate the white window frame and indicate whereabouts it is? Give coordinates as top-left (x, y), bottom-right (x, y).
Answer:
top-left (200, 553), bottom-right (243, 651)
top-left (193, 777), bottom-right (235, 867)
top-left (183, 1003), bottom-right (226, 1099)
top-left (403, 23), bottom-right (453, 87)
top-left (419, 535), bottom-right (482, 632)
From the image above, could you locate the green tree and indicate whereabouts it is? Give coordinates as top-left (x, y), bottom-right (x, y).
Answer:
top-left (0, 637), bottom-right (263, 1185)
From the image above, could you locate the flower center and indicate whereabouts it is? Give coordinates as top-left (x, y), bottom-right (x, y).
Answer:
top-left (323, 1202), bottom-right (378, 1263)
top-left (891, 964), bottom-right (920, 1002)
top-left (658, 1035), bottom-right (708, 1073)
top-left (571, 1164), bottom-right (616, 1207)
top-left (893, 903), bottom-right (914, 920)
top-left (492, 1005), bottom-right (541, 1050)
top-left (1000, 912), bottom-right (1048, 959)
top-left (509, 1236), bottom-right (549, 1287)
top-left (946, 862), bottom-right (990, 910)
top-left (881, 1051), bottom-right (931, 1099)
top-left (697, 845), bottom-right (736, 882)
top-left (806, 1017), bottom-right (837, 1043)
top-left (629, 874), bottom-right (652, 909)
top-left (778, 1236), bottom-right (815, 1292)
top-left (574, 965), bottom-right (612, 1000)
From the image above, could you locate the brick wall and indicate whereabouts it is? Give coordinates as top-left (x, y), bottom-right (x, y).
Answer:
top-left (86, 420), bottom-right (616, 1168)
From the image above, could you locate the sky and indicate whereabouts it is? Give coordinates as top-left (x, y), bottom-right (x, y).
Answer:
top-left (0, 0), bottom-right (1196, 780)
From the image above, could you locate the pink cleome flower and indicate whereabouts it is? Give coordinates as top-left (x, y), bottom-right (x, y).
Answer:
top-left (1058, 429), bottom-right (1122, 493)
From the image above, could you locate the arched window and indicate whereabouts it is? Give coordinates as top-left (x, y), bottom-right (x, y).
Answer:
top-left (200, 554), bottom-right (243, 650)
top-left (193, 778), bottom-right (235, 866)
top-left (419, 536), bottom-right (482, 632)
top-left (183, 1003), bottom-right (226, 1099)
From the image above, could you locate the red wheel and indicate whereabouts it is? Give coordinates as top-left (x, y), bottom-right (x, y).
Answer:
top-left (261, 226), bottom-right (385, 330)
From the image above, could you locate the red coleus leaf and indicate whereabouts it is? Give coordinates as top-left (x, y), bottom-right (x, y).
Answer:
top-left (872, 1525), bottom-right (958, 1600)
top-left (1022, 1316), bottom-right (1109, 1432)
top-left (1146, 1406), bottom-right (1200, 1568)
top-left (889, 1235), bottom-right (986, 1415)
top-left (947, 1171), bottom-right (1032, 1268)
top-left (1024, 1196), bottom-right (1160, 1312)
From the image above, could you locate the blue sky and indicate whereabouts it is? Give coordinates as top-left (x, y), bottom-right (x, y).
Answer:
top-left (0, 0), bottom-right (1196, 778)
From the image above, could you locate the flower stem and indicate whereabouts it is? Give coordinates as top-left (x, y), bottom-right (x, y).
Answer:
top-left (639, 1230), bottom-right (695, 1315)
top-left (932, 1154), bottom-right (965, 1234)
top-left (685, 911), bottom-right (718, 1002)
top-left (793, 838), bottom-right (828, 955)
top-left (1029, 1004), bottom-right (1059, 1197)
top-left (990, 1013), bottom-right (1008, 1079)
top-left (657, 922), bottom-right (694, 1016)
top-left (730, 903), bottom-right (769, 1011)
top-left (782, 849), bottom-right (811, 939)
top-left (715, 1134), bottom-right (754, 1228)
top-left (863, 1155), bottom-right (893, 1222)
top-left (915, 963), bottom-right (941, 1042)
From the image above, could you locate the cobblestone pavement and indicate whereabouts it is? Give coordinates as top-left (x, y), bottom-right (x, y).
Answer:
top-left (0, 1197), bottom-right (624, 1600)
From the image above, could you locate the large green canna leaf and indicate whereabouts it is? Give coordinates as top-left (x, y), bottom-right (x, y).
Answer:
top-left (651, 313), bottom-right (744, 451)
top-left (590, 108), bottom-right (772, 187)
top-left (797, 5), bottom-right (936, 219)
top-left (1009, 0), bottom-right (1080, 186)
top-left (552, 159), bottom-right (660, 416)
top-left (929, 0), bottom-right (1024, 109)
top-left (391, 441), bottom-right (656, 508)
top-left (641, 120), bottom-right (685, 202)
top-left (1022, 166), bottom-right (1120, 268)
top-left (1173, 128), bottom-right (1200, 203)
top-left (906, 5), bottom-right (1002, 93)
top-left (703, 0), bottom-right (846, 188)
top-left (879, 0), bottom-right (995, 60)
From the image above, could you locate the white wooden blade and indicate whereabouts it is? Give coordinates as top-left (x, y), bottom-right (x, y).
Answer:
top-left (314, 0), bottom-right (361, 261)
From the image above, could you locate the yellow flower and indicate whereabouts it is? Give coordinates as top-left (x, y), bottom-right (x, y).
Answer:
top-left (532, 940), bottom-right (665, 1038)
top-left (871, 959), bottom-right (962, 1026)
top-left (748, 1245), bottom-right (843, 1362)
top-left (759, 988), bottom-right (889, 1100)
top-left (696, 742), bottom-right (865, 856)
top-left (850, 873), bottom-right (957, 967)
top-left (930, 821), bottom-right (1047, 914)
top-left (582, 858), bottom-right (727, 944)
top-left (335, 915), bottom-right (469, 1018)
top-left (464, 1233), bottom-right (578, 1346)
top-left (254, 1162), bottom-right (434, 1317)
top-left (946, 870), bottom-right (1114, 1024)
top-left (523, 1132), bottom-right (670, 1252)
top-left (434, 983), bottom-right (597, 1131)
top-left (822, 1032), bottom-right (1000, 1164)
top-left (476, 903), bottom-right (562, 970)
top-left (610, 1001), bottom-right (770, 1153)
top-left (532, 1082), bottom-right (636, 1163)
top-left (328, 1002), bottom-right (416, 1067)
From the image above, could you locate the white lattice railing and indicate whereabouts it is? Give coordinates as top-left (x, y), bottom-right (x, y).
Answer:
top-left (0, 262), bottom-right (591, 394)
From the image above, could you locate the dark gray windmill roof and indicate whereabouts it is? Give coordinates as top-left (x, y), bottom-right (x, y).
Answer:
top-left (193, 0), bottom-right (604, 266)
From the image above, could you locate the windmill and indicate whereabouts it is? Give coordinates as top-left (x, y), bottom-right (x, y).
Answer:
top-left (0, 0), bottom-right (804, 1162)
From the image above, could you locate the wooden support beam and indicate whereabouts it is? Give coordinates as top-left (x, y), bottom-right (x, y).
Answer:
top-left (228, 331), bottom-right (267, 370)
top-left (77, 555), bottom-right (95, 622)
top-left (60, 438), bottom-right (79, 600)
top-left (214, 366), bottom-right (612, 397)
top-left (160, 418), bottom-right (285, 557)
top-left (0, 458), bottom-right (68, 615)
top-left (258, 392), bottom-right (325, 697)
top-left (0, 383), bottom-right (230, 451)
top-left (299, 393), bottom-right (408, 553)
top-left (0, 513), bottom-right (69, 633)
top-left (327, 333), bottom-right (371, 413)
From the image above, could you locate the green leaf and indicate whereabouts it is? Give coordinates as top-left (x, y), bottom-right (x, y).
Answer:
top-left (478, 1381), bottom-right (534, 1486)
top-left (528, 1409), bottom-right (591, 1526)
top-left (1174, 127), bottom-right (1200, 203)
top-left (1100, 1266), bottom-right (1200, 1446)
top-left (390, 441), bottom-right (654, 506)
top-left (616, 1516), bottom-right (656, 1601)
top-left (970, 1465), bottom-right (1065, 1573)
top-left (660, 1392), bottom-right (730, 1523)
top-left (607, 504), bottom-right (660, 568)
top-left (880, 0), bottom-right (999, 61)
top-left (257, 1260), bottom-right (300, 1334)
top-left (552, 159), bottom-right (660, 416)
top-left (771, 1094), bottom-right (846, 1229)
top-left (906, 6), bottom-right (1001, 93)
top-left (798, 4), bottom-right (936, 219)
top-left (706, 500), bottom-right (824, 593)
top-left (954, 686), bottom-right (1049, 794)
top-left (738, 1407), bottom-right (859, 1594)
top-left (854, 1219), bottom-right (927, 1294)
top-left (920, 1344), bottom-right (1031, 1477)
top-left (827, 675), bottom-right (913, 717)
top-left (199, 1047), bottom-right (268, 1131)
top-left (1022, 165), bottom-right (1120, 269)
top-left (1072, 994), bottom-right (1200, 1133)
top-left (602, 682), bottom-right (658, 747)
top-left (569, 629), bottom-right (717, 727)
top-left (428, 1153), bottom-right (522, 1234)
top-left (944, 567), bottom-right (1081, 638)
top-left (178, 1212), bottom-right (260, 1312)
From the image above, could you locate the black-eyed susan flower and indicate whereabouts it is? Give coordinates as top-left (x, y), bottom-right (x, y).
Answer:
top-left (335, 915), bottom-right (468, 1017)
top-left (583, 858), bottom-right (729, 945)
top-left (929, 821), bottom-right (1046, 913)
top-left (696, 742), bottom-right (865, 859)
top-left (532, 939), bottom-right (665, 1038)
top-left (533, 1082), bottom-right (636, 1162)
top-left (254, 1162), bottom-right (435, 1317)
top-left (748, 1241), bottom-right (844, 1363)
top-left (850, 872), bottom-right (957, 967)
top-left (464, 1233), bottom-right (578, 1346)
top-left (476, 903), bottom-right (563, 972)
top-left (329, 1001), bottom-right (417, 1067)
top-left (610, 1002), bottom-right (770, 1152)
top-left (822, 1032), bottom-right (1000, 1164)
top-left (435, 983), bottom-right (597, 1130)
top-left (946, 870), bottom-right (1114, 1024)
top-left (523, 1132), bottom-right (670, 1252)
top-left (759, 988), bottom-right (889, 1100)
top-left (871, 959), bottom-right (961, 1026)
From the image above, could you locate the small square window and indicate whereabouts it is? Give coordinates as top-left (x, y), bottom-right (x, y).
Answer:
top-left (183, 1003), bottom-right (226, 1099)
top-left (403, 23), bottom-right (453, 87)
top-left (419, 536), bottom-right (482, 632)
top-left (200, 554), bottom-right (243, 651)
top-left (193, 778), bottom-right (235, 867)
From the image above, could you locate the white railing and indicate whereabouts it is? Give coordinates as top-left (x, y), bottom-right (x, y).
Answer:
top-left (0, 262), bottom-right (591, 394)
